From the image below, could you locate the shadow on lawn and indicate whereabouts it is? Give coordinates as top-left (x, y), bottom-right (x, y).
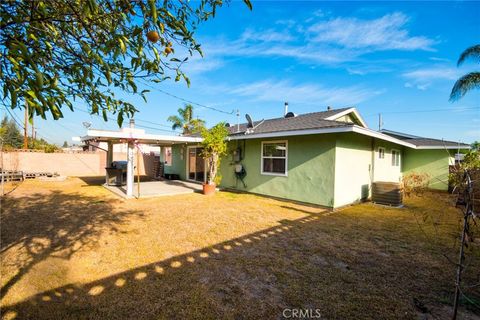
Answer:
top-left (77, 175), bottom-right (154, 186)
top-left (2, 204), bottom-right (473, 320)
top-left (0, 191), bottom-right (143, 301)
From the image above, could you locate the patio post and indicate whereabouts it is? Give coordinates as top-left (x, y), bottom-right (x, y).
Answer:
top-left (105, 141), bottom-right (113, 185)
top-left (126, 141), bottom-right (134, 197)
top-left (107, 141), bottom-right (113, 166)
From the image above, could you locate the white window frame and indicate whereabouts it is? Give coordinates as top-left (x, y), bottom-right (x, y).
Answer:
top-left (261, 140), bottom-right (288, 177)
top-left (391, 149), bottom-right (400, 167)
top-left (378, 147), bottom-right (385, 159)
top-left (163, 146), bottom-right (173, 167)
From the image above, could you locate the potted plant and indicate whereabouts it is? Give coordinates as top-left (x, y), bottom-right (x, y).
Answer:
top-left (200, 122), bottom-right (228, 195)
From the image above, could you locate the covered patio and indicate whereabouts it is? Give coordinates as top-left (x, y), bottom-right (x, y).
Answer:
top-left (104, 179), bottom-right (203, 198)
top-left (81, 123), bottom-right (203, 198)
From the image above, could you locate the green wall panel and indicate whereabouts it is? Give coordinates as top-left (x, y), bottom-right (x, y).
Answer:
top-left (402, 149), bottom-right (452, 190)
top-left (219, 134), bottom-right (337, 207)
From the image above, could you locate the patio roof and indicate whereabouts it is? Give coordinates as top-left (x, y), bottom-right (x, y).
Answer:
top-left (81, 128), bottom-right (203, 145)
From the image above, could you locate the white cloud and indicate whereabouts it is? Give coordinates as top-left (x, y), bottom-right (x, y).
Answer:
top-left (403, 67), bottom-right (461, 81)
top-left (199, 11), bottom-right (436, 71)
top-left (402, 66), bottom-right (463, 90)
top-left (182, 57), bottom-right (224, 75)
top-left (241, 28), bottom-right (294, 42)
top-left (307, 12), bottom-right (436, 51)
top-left (227, 79), bottom-right (383, 106)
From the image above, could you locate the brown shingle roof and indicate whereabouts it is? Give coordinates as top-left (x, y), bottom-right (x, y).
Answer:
top-left (228, 108), bottom-right (353, 136)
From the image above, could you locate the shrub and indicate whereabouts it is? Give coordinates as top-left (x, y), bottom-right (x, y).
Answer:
top-left (402, 172), bottom-right (430, 197)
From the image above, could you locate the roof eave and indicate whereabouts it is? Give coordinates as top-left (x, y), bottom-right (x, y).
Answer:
top-left (415, 145), bottom-right (471, 150)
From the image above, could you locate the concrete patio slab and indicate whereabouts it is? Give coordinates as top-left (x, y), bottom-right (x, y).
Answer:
top-left (104, 180), bottom-right (203, 199)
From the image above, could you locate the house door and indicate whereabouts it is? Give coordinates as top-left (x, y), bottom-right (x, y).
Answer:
top-left (188, 147), bottom-right (205, 182)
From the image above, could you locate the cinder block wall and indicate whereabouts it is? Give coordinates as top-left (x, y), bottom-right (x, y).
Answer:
top-left (1, 151), bottom-right (156, 177)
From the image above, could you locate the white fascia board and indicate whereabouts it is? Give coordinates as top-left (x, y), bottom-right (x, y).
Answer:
top-left (324, 108), bottom-right (368, 128)
top-left (82, 129), bottom-right (202, 143)
top-left (351, 126), bottom-right (417, 148)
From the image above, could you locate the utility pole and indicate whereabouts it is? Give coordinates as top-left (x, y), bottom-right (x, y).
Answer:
top-left (378, 113), bottom-right (383, 131)
top-left (23, 104), bottom-right (28, 149)
top-left (236, 109), bottom-right (240, 133)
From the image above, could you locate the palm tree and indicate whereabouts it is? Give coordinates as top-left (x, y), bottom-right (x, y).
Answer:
top-left (167, 104), bottom-right (205, 135)
top-left (450, 44), bottom-right (480, 101)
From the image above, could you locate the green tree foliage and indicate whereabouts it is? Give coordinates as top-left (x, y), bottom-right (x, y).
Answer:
top-left (200, 122), bottom-right (228, 185)
top-left (450, 44), bottom-right (480, 101)
top-left (167, 104), bottom-right (205, 134)
top-left (0, 116), bottom-right (23, 149)
top-left (62, 141), bottom-right (69, 148)
top-left (28, 137), bottom-right (59, 153)
top-left (471, 141), bottom-right (480, 152)
top-left (449, 150), bottom-right (480, 187)
top-left (0, 0), bottom-right (252, 126)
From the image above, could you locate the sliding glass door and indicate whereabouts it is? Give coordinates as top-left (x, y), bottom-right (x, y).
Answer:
top-left (188, 147), bottom-right (205, 182)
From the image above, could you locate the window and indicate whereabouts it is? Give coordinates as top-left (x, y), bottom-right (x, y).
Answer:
top-left (378, 147), bottom-right (385, 159)
top-left (261, 141), bottom-right (287, 176)
top-left (163, 147), bottom-right (172, 166)
top-left (391, 149), bottom-right (400, 166)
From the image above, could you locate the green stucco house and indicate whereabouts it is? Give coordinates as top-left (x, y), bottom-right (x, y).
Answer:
top-left (164, 107), bottom-right (470, 209)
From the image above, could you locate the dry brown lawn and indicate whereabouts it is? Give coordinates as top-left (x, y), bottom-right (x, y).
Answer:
top-left (0, 177), bottom-right (479, 320)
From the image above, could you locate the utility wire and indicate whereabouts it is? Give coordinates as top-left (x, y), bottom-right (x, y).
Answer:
top-left (72, 106), bottom-right (180, 134)
top-left (365, 106), bottom-right (478, 116)
top-left (139, 80), bottom-right (235, 115)
top-left (1, 106), bottom-right (25, 130)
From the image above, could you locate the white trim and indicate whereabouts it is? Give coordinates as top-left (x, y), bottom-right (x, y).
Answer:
top-left (391, 149), bottom-right (401, 167)
top-left (82, 129), bottom-right (202, 144)
top-left (324, 107), bottom-right (368, 128)
top-left (261, 140), bottom-right (288, 177)
top-left (352, 126), bottom-right (417, 148)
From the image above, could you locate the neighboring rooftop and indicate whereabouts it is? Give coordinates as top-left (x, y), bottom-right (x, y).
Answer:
top-left (380, 129), bottom-right (471, 149)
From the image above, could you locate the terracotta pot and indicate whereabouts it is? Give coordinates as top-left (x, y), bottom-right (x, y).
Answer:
top-left (202, 183), bottom-right (216, 195)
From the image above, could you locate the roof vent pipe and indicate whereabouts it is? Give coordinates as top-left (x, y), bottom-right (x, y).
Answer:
top-left (129, 118), bottom-right (135, 129)
top-left (284, 102), bottom-right (288, 116)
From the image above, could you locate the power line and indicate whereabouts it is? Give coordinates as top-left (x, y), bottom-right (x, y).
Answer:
top-left (1, 106), bottom-right (25, 130)
top-left (72, 106), bottom-right (180, 134)
top-left (1, 106), bottom-right (60, 145)
top-left (134, 118), bottom-right (173, 128)
top-left (139, 80), bottom-right (235, 115)
top-left (365, 106), bottom-right (479, 116)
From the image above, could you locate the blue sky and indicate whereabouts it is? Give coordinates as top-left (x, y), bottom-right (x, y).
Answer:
top-left (4, 1), bottom-right (479, 144)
